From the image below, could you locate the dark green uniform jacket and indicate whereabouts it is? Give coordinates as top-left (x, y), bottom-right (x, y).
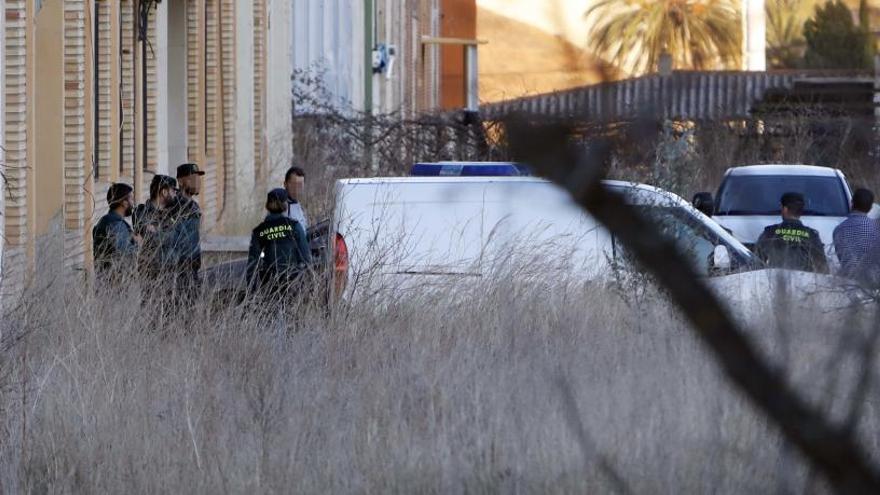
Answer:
top-left (755, 219), bottom-right (828, 273)
top-left (246, 213), bottom-right (311, 291)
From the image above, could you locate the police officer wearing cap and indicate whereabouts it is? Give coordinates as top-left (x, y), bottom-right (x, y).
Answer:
top-left (133, 175), bottom-right (180, 281)
top-left (246, 188), bottom-right (312, 296)
top-left (133, 175), bottom-right (178, 236)
top-left (93, 183), bottom-right (139, 282)
top-left (755, 192), bottom-right (829, 273)
top-left (174, 163), bottom-right (205, 287)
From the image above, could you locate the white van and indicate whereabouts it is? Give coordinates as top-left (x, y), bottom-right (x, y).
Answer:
top-left (330, 176), bottom-right (756, 299)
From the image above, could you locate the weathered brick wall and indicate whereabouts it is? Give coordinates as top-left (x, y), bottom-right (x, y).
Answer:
top-left (120, 0), bottom-right (136, 182)
top-left (142, 4), bottom-right (157, 179)
top-left (186, 0), bottom-right (204, 168)
top-left (1, 0), bottom-right (289, 296)
top-left (252, 0), bottom-right (267, 187)
top-left (63, 0), bottom-right (88, 274)
top-left (96, 0), bottom-right (112, 180)
top-left (220, 0), bottom-right (237, 224)
top-left (202, 0), bottom-right (219, 232)
top-left (1, 0), bottom-right (30, 298)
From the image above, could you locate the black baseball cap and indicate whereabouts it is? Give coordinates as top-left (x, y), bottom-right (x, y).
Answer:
top-left (107, 183), bottom-right (133, 206)
top-left (177, 163), bottom-right (205, 178)
top-left (780, 192), bottom-right (805, 207)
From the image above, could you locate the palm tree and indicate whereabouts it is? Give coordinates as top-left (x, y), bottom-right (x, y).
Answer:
top-left (765, 0), bottom-right (819, 68)
top-left (585, 0), bottom-right (742, 75)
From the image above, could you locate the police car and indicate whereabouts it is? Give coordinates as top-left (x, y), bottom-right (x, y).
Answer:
top-left (330, 162), bottom-right (757, 299)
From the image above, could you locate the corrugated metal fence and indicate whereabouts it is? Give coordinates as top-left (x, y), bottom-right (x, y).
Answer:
top-left (481, 71), bottom-right (875, 122)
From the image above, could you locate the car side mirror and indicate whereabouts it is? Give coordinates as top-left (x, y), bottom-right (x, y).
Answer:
top-left (712, 244), bottom-right (731, 272)
top-left (692, 192), bottom-right (715, 217)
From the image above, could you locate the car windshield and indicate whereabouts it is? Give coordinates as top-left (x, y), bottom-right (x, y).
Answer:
top-left (630, 205), bottom-right (757, 275)
top-left (612, 184), bottom-right (753, 260)
top-left (716, 175), bottom-right (849, 217)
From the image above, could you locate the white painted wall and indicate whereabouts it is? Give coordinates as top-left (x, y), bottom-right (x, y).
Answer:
top-left (743, 0), bottom-right (767, 71)
top-left (166, 0), bottom-right (188, 168)
top-left (155, 0), bottom-right (188, 176)
top-left (290, 0), bottom-right (436, 115)
top-left (266, 0), bottom-right (293, 186)
top-left (350, 1), bottom-right (364, 112)
top-left (291, 0), bottom-right (363, 112)
top-left (235, 0), bottom-right (256, 223)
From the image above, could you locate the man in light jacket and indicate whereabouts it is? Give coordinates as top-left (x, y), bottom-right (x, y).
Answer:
top-left (175, 163), bottom-right (205, 288)
top-left (283, 166), bottom-right (309, 229)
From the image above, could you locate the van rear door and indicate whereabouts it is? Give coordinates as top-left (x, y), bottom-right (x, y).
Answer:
top-left (479, 180), bottom-right (610, 277)
top-left (334, 179), bottom-right (487, 290)
top-left (390, 181), bottom-right (487, 276)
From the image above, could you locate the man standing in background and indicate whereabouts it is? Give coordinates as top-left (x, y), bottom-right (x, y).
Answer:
top-left (833, 188), bottom-right (880, 286)
top-left (175, 163), bottom-right (205, 290)
top-left (133, 175), bottom-right (181, 282)
top-left (93, 183), bottom-right (139, 284)
top-left (284, 166), bottom-right (309, 229)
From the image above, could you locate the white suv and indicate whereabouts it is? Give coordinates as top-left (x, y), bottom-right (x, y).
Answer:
top-left (698, 165), bottom-right (855, 258)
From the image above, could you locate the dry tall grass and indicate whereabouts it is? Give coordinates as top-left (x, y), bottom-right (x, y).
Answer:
top-left (3, 79), bottom-right (877, 492)
top-left (1, 271), bottom-right (877, 493)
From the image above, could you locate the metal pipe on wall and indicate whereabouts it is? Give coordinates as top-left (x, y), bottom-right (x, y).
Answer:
top-left (140, 3), bottom-right (148, 177)
top-left (363, 0), bottom-right (374, 170)
top-left (133, 0), bottom-right (143, 200)
top-left (94, 0), bottom-right (100, 180)
top-left (465, 44), bottom-right (478, 112)
top-left (364, 0), bottom-right (373, 114)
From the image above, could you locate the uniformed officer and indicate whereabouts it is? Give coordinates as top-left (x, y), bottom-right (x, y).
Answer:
top-left (92, 183), bottom-right (139, 283)
top-left (174, 163), bottom-right (205, 288)
top-left (133, 175), bottom-right (178, 237)
top-left (133, 175), bottom-right (180, 282)
top-left (246, 188), bottom-right (312, 296)
top-left (755, 192), bottom-right (828, 273)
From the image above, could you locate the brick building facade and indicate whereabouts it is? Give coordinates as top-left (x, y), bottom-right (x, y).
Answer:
top-left (0, 0), bottom-right (293, 296)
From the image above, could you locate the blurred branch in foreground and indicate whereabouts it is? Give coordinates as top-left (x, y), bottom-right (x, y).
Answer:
top-left (506, 117), bottom-right (880, 494)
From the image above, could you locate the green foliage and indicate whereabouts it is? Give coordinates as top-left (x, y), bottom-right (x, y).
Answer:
top-left (859, 0), bottom-right (870, 31)
top-left (766, 0), bottom-right (820, 69)
top-left (803, 0), bottom-right (875, 69)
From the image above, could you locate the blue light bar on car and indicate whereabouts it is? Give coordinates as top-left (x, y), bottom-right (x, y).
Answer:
top-left (409, 162), bottom-right (531, 177)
